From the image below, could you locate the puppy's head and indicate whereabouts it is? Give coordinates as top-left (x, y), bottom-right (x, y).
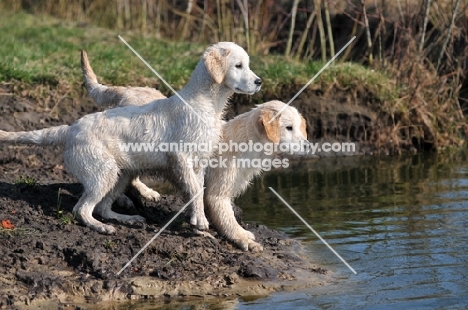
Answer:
top-left (255, 101), bottom-right (308, 153)
top-left (203, 42), bottom-right (262, 95)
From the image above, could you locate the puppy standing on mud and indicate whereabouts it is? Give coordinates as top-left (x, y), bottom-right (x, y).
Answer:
top-left (204, 101), bottom-right (308, 251)
top-left (82, 52), bottom-right (308, 252)
top-left (0, 42), bottom-right (262, 234)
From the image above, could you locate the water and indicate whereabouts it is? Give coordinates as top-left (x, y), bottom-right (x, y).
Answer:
top-left (127, 152), bottom-right (468, 309)
top-left (235, 152), bottom-right (468, 309)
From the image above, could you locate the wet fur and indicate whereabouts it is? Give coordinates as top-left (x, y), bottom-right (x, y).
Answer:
top-left (81, 52), bottom-right (307, 251)
top-left (0, 42), bottom-right (261, 235)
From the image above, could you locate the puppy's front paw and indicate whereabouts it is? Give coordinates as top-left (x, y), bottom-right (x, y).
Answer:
top-left (232, 230), bottom-right (262, 252)
top-left (235, 238), bottom-right (263, 252)
top-left (190, 214), bottom-right (209, 230)
top-left (248, 240), bottom-right (263, 253)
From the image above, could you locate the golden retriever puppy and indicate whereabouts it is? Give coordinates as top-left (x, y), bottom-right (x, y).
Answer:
top-left (81, 52), bottom-right (307, 252)
top-left (0, 42), bottom-right (262, 234)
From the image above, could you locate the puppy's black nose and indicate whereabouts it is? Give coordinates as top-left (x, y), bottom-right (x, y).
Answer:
top-left (255, 78), bottom-right (262, 85)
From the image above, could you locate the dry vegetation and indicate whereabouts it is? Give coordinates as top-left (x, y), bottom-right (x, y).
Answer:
top-left (1, 0), bottom-right (467, 153)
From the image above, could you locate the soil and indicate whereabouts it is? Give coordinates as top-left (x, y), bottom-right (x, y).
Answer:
top-left (229, 86), bottom-right (387, 155)
top-left (0, 84), bottom-right (331, 309)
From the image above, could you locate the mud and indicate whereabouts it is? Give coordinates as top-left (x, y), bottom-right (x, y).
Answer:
top-left (0, 84), bottom-right (330, 309)
top-left (229, 86), bottom-right (390, 156)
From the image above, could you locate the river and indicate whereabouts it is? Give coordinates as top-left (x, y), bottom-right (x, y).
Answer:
top-left (121, 152), bottom-right (468, 309)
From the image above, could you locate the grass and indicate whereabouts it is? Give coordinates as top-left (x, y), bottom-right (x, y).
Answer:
top-left (14, 175), bottom-right (38, 187)
top-left (0, 10), bottom-right (397, 103)
top-left (256, 57), bottom-right (398, 102)
top-left (104, 240), bottom-right (115, 249)
top-left (56, 188), bottom-right (76, 225)
top-left (13, 10), bottom-right (457, 152)
top-left (0, 11), bottom-right (200, 92)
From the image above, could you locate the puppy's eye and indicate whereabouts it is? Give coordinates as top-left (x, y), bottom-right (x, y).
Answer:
top-left (286, 126), bottom-right (293, 131)
top-left (235, 63), bottom-right (243, 69)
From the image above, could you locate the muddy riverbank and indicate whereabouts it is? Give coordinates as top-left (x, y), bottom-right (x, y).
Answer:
top-left (0, 84), bottom-right (331, 309)
top-left (0, 180), bottom-right (330, 309)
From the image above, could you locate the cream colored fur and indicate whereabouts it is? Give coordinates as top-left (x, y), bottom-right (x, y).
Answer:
top-left (81, 52), bottom-right (307, 252)
top-left (204, 100), bottom-right (308, 252)
top-left (0, 42), bottom-right (262, 235)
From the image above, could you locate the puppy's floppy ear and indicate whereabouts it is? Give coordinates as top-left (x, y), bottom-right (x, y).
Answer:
top-left (300, 115), bottom-right (308, 139)
top-left (204, 47), bottom-right (231, 84)
top-left (257, 109), bottom-right (281, 143)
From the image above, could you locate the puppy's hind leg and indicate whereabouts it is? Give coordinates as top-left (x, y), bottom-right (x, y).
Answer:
top-left (66, 150), bottom-right (123, 234)
top-left (73, 189), bottom-right (117, 235)
top-left (95, 173), bottom-right (146, 225)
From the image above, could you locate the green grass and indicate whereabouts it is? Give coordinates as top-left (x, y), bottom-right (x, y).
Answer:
top-left (0, 11), bottom-right (201, 93)
top-left (0, 10), bottom-right (397, 102)
top-left (255, 55), bottom-right (398, 102)
top-left (14, 175), bottom-right (38, 187)
top-left (56, 188), bottom-right (76, 225)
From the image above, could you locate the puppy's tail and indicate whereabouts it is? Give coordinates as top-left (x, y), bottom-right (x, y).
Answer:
top-left (81, 50), bottom-right (120, 108)
top-left (81, 50), bottom-right (99, 93)
top-left (0, 125), bottom-right (69, 147)
top-left (81, 50), bottom-right (134, 108)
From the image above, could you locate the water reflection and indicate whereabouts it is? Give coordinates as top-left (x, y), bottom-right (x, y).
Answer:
top-left (235, 152), bottom-right (468, 309)
top-left (118, 152), bottom-right (468, 309)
